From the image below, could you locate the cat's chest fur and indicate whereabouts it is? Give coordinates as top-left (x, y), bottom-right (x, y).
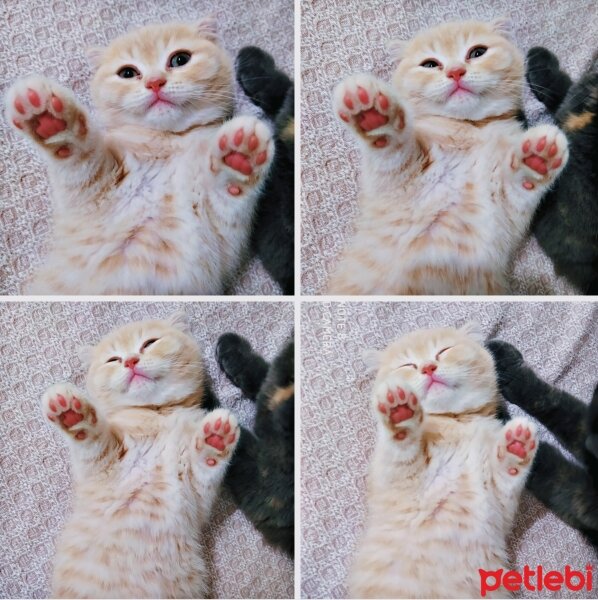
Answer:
top-left (361, 119), bottom-right (519, 227)
top-left (41, 127), bottom-right (242, 294)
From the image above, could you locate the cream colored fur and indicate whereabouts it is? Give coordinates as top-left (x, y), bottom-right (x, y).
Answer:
top-left (5, 19), bottom-right (274, 294)
top-left (41, 312), bottom-right (239, 598)
top-left (348, 325), bottom-right (537, 598)
top-left (330, 20), bottom-right (569, 294)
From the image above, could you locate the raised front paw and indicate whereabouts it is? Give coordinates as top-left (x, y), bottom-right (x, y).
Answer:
top-left (196, 408), bottom-right (240, 466)
top-left (374, 377), bottom-right (422, 440)
top-left (211, 115), bottom-right (274, 196)
top-left (333, 73), bottom-right (406, 148)
top-left (497, 417), bottom-right (537, 475)
top-left (42, 383), bottom-right (98, 440)
top-left (5, 75), bottom-right (88, 158)
top-left (510, 125), bottom-right (568, 190)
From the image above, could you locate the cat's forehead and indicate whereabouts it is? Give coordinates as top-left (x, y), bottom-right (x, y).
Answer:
top-left (103, 24), bottom-right (211, 63)
top-left (389, 327), bottom-right (469, 356)
top-left (96, 319), bottom-right (170, 349)
top-left (407, 21), bottom-right (500, 56)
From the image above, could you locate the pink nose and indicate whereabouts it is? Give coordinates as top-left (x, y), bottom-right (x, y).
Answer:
top-left (446, 67), bottom-right (466, 81)
top-left (124, 356), bottom-right (140, 369)
top-left (145, 77), bottom-right (166, 92)
top-left (421, 363), bottom-right (437, 376)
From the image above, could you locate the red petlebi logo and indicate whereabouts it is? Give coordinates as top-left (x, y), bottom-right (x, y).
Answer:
top-left (479, 565), bottom-right (593, 597)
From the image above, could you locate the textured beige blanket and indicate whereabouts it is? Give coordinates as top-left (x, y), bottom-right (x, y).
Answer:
top-left (0, 301), bottom-right (294, 598)
top-left (300, 0), bottom-right (597, 294)
top-left (0, 0), bottom-right (293, 295)
top-left (301, 301), bottom-right (597, 598)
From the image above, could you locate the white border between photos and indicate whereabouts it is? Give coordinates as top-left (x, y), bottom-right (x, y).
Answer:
top-left (1, 1), bottom-right (595, 598)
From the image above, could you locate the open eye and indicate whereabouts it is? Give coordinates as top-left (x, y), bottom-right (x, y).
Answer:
top-left (169, 51), bottom-right (191, 68)
top-left (435, 347), bottom-right (454, 361)
top-left (420, 59), bottom-right (441, 68)
top-left (467, 46), bottom-right (487, 60)
top-left (117, 66), bottom-right (140, 79)
top-left (140, 338), bottom-right (159, 352)
top-left (398, 363), bottom-right (417, 369)
top-left (106, 356), bottom-right (121, 364)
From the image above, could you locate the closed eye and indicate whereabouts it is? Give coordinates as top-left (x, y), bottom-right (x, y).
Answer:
top-left (106, 356), bottom-right (121, 364)
top-left (140, 338), bottom-right (159, 352)
top-left (435, 347), bottom-right (454, 361)
top-left (398, 363), bottom-right (417, 369)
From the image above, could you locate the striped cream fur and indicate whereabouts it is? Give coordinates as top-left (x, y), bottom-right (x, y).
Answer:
top-left (5, 19), bottom-right (273, 294)
top-left (329, 20), bottom-right (568, 295)
top-left (42, 312), bottom-right (239, 598)
top-left (348, 324), bottom-right (537, 598)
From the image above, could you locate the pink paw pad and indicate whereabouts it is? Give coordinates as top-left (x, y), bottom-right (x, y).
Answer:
top-left (390, 404), bottom-right (414, 424)
top-left (203, 414), bottom-right (237, 454)
top-left (357, 108), bottom-right (388, 132)
top-left (46, 392), bottom-right (91, 434)
top-left (523, 155), bottom-right (548, 175)
top-left (27, 89), bottom-right (41, 108)
top-left (378, 385), bottom-right (418, 428)
top-left (504, 422), bottom-right (536, 461)
top-left (357, 86), bottom-right (369, 104)
top-left (51, 94), bottom-right (63, 113)
top-left (35, 112), bottom-right (67, 139)
top-left (224, 151), bottom-right (253, 176)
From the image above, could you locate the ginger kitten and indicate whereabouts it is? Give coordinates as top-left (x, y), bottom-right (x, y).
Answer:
top-left (330, 20), bottom-right (568, 295)
top-left (42, 312), bottom-right (238, 598)
top-left (5, 19), bottom-right (273, 294)
top-left (348, 325), bottom-right (537, 598)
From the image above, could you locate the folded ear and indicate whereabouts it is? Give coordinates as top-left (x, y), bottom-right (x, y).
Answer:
top-left (362, 348), bottom-right (383, 372)
top-left (459, 321), bottom-right (485, 343)
top-left (387, 39), bottom-right (407, 64)
top-left (196, 15), bottom-right (219, 42)
top-left (166, 310), bottom-right (191, 333)
top-left (86, 46), bottom-right (105, 69)
top-left (490, 16), bottom-right (515, 40)
top-left (77, 345), bottom-right (95, 369)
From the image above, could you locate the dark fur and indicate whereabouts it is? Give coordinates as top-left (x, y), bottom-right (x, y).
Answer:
top-left (236, 47), bottom-right (294, 295)
top-left (525, 47), bottom-right (598, 293)
top-left (215, 333), bottom-right (294, 556)
top-left (487, 339), bottom-right (598, 550)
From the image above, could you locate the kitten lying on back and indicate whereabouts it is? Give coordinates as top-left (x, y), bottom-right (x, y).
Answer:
top-left (330, 20), bottom-right (568, 295)
top-left (42, 312), bottom-right (238, 597)
top-left (5, 19), bottom-right (273, 294)
top-left (349, 325), bottom-right (537, 598)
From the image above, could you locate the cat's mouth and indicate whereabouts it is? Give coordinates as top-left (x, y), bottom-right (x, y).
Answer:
top-left (425, 375), bottom-right (450, 392)
top-left (148, 95), bottom-right (176, 109)
top-left (448, 83), bottom-right (474, 98)
top-left (127, 369), bottom-right (154, 386)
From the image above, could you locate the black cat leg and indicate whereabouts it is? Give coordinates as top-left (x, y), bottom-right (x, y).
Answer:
top-left (216, 333), bottom-right (269, 401)
top-left (526, 47), bottom-right (573, 114)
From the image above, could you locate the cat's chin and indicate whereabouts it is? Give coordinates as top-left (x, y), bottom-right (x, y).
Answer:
top-left (137, 104), bottom-right (231, 133)
top-left (436, 95), bottom-right (519, 121)
top-left (424, 387), bottom-right (493, 415)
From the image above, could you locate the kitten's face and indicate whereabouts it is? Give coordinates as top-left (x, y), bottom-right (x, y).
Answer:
top-left (391, 20), bottom-right (524, 121)
top-left (90, 20), bottom-right (233, 132)
top-left (85, 313), bottom-right (204, 412)
top-left (374, 325), bottom-right (496, 415)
